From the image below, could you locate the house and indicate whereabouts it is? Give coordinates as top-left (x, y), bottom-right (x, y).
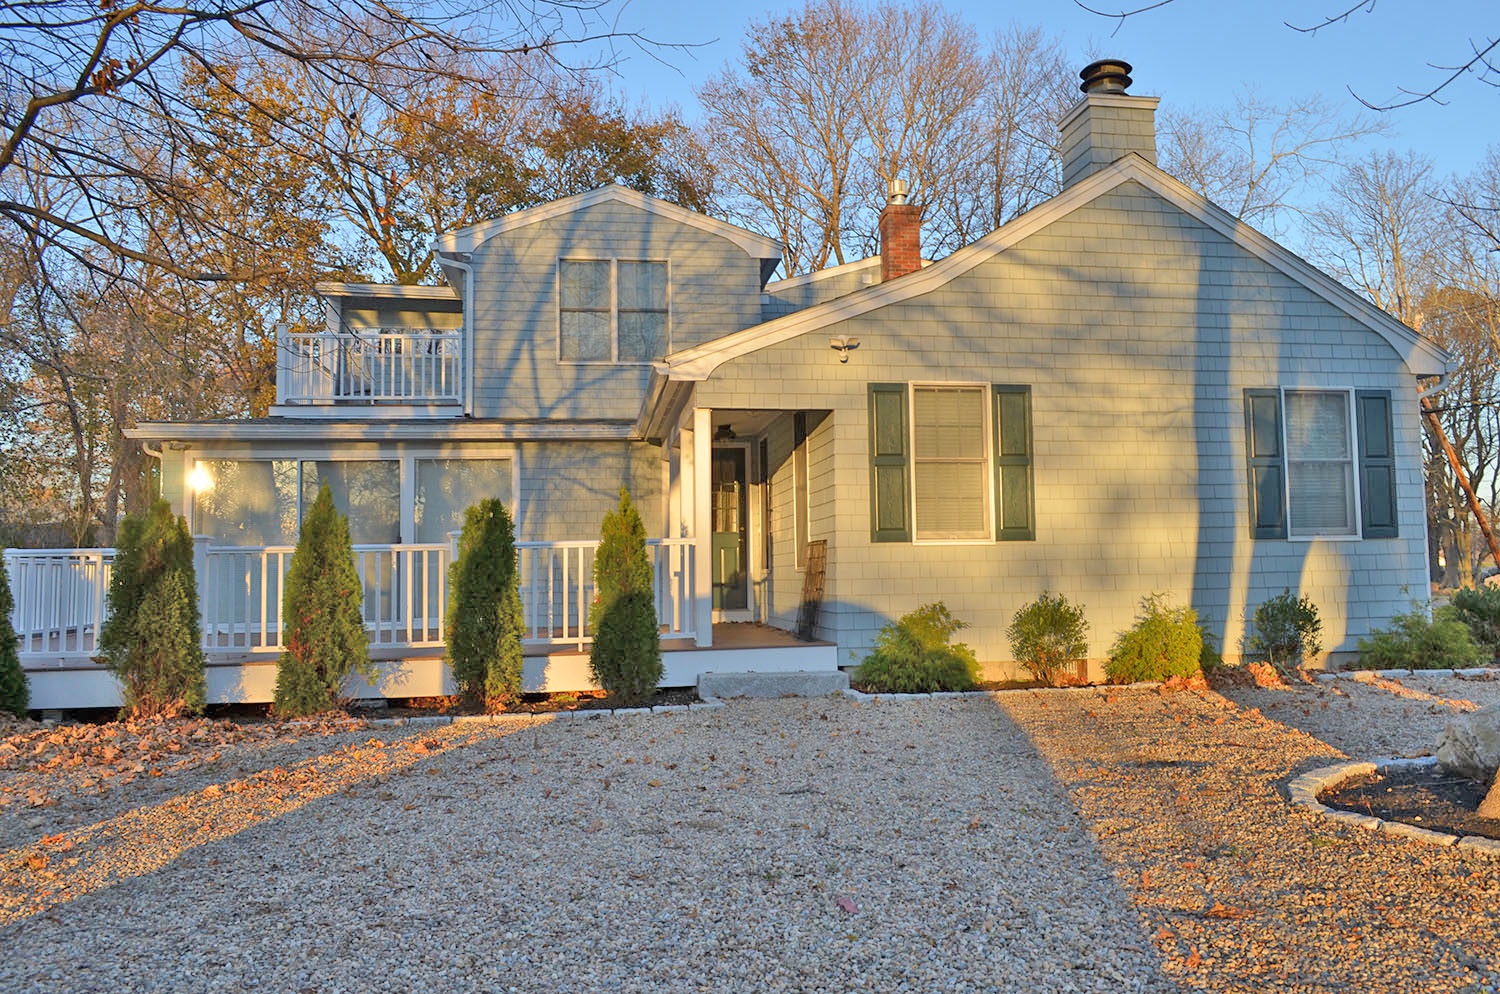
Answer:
top-left (10, 60), bottom-right (1448, 708)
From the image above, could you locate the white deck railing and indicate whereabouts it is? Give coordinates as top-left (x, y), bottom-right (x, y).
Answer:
top-left (7, 537), bottom-right (696, 666)
top-left (278, 327), bottom-right (462, 404)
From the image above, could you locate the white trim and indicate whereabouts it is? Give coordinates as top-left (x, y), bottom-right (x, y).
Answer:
top-left (1281, 387), bottom-right (1362, 542)
top-left (314, 283), bottom-right (459, 300)
top-left (908, 382), bottom-right (994, 543)
top-left (764, 256), bottom-right (881, 294)
top-left (433, 184), bottom-right (783, 265)
top-left (127, 421), bottom-right (637, 443)
top-left (662, 155), bottom-right (1450, 381)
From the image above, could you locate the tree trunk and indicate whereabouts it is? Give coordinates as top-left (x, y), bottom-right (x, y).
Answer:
top-left (1480, 770), bottom-right (1500, 820)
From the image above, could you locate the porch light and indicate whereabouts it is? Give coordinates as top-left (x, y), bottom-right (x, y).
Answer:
top-left (187, 462), bottom-right (214, 493)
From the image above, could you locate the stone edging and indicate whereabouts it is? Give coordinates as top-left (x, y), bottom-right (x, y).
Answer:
top-left (1289, 757), bottom-right (1500, 858)
top-left (360, 698), bottom-right (728, 728)
top-left (1315, 666), bottom-right (1499, 682)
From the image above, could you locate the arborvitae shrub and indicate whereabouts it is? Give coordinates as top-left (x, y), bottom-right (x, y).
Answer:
top-left (1241, 589), bottom-right (1323, 676)
top-left (446, 499), bottom-right (525, 710)
top-left (855, 603), bottom-right (980, 693)
top-left (590, 489), bottom-right (661, 704)
top-left (98, 500), bottom-right (206, 719)
top-left (274, 483), bottom-right (371, 716)
top-left (1106, 594), bottom-right (1205, 684)
top-left (1447, 586), bottom-right (1500, 658)
top-left (0, 555), bottom-right (29, 716)
top-left (1006, 592), bottom-right (1089, 687)
top-left (1355, 607), bottom-right (1487, 671)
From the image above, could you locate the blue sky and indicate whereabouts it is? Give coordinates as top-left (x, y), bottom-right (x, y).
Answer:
top-left (585, 0), bottom-right (1496, 181)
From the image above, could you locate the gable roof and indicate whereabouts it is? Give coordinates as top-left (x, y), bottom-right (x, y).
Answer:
top-left (431, 184), bottom-right (784, 282)
top-left (660, 154), bottom-right (1450, 381)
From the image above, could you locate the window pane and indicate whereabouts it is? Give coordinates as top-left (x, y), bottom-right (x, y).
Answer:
top-left (618, 262), bottom-right (666, 310)
top-left (914, 462), bottom-right (987, 538)
top-left (193, 460), bottom-right (298, 544)
top-left (1286, 392), bottom-right (1349, 460)
top-left (913, 387), bottom-right (985, 459)
top-left (560, 311), bottom-right (611, 361)
top-left (1289, 461), bottom-right (1355, 534)
top-left (301, 461), bottom-right (401, 544)
top-left (560, 260), bottom-right (609, 310)
top-left (618, 312), bottom-right (666, 361)
top-left (414, 459), bottom-right (514, 544)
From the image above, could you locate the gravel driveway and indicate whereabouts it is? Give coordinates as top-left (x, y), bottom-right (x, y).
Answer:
top-left (2, 678), bottom-right (1498, 993)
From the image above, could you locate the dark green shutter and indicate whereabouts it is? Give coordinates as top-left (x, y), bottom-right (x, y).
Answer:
top-left (1356, 390), bottom-right (1398, 538)
top-left (994, 385), bottom-right (1034, 541)
top-left (1244, 389), bottom-right (1286, 539)
top-left (868, 383), bottom-right (910, 542)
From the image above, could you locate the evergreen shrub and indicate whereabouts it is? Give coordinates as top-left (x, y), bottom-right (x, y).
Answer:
top-left (446, 499), bottom-right (525, 709)
top-left (1355, 607), bottom-right (1487, 671)
top-left (97, 500), bottom-right (205, 718)
top-left (1105, 594), bottom-right (1205, 684)
top-left (274, 484), bottom-right (371, 716)
top-left (1447, 586), bottom-right (1500, 658)
top-left (1241, 589), bottom-right (1323, 676)
top-left (590, 489), bottom-right (661, 704)
top-left (854, 602), bottom-right (980, 693)
top-left (1006, 592), bottom-right (1089, 687)
top-left (0, 555), bottom-right (29, 716)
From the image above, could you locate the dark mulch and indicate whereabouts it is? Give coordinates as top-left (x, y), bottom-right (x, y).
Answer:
top-left (1322, 764), bottom-right (1500, 841)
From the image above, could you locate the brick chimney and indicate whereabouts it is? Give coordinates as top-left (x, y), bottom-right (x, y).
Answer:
top-left (1058, 59), bottom-right (1160, 188)
top-left (878, 179), bottom-right (921, 282)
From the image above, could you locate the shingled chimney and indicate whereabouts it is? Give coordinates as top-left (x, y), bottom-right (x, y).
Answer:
top-left (1058, 59), bottom-right (1159, 188)
top-left (878, 178), bottom-right (921, 282)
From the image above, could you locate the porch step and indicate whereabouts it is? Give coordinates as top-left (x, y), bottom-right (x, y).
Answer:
top-left (698, 669), bottom-right (850, 700)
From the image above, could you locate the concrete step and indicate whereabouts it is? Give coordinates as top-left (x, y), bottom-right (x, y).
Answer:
top-left (698, 669), bottom-right (850, 700)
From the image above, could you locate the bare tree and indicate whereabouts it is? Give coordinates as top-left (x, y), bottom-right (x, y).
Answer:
top-left (1158, 90), bottom-right (1386, 235)
top-left (1076, 0), bottom-right (1498, 109)
top-left (0, 0), bottom-right (655, 281)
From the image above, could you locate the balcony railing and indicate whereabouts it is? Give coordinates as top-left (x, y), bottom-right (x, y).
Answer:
top-left (7, 537), bottom-right (697, 667)
top-left (277, 327), bottom-right (462, 405)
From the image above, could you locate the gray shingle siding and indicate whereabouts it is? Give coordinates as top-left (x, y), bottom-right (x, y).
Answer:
top-left (696, 183), bottom-right (1428, 668)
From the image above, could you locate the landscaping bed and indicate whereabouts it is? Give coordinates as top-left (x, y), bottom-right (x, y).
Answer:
top-left (1322, 762), bottom-right (1500, 841)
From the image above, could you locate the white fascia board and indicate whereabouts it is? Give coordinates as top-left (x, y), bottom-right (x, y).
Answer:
top-left (764, 256), bottom-right (881, 295)
top-left (430, 184), bottom-right (783, 267)
top-left (664, 154), bottom-right (1451, 381)
top-left (125, 421), bottom-right (640, 443)
top-left (313, 282), bottom-right (459, 300)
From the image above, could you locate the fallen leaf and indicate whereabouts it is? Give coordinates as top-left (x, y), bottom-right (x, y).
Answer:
top-left (836, 895), bottom-right (859, 914)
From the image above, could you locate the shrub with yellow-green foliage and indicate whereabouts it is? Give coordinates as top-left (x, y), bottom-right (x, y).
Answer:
top-left (855, 603), bottom-right (980, 693)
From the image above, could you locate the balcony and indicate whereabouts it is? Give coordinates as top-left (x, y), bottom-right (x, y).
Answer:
top-left (275, 327), bottom-right (462, 410)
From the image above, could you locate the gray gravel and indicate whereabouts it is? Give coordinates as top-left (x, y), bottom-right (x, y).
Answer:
top-left (6, 678), bottom-right (1499, 993)
top-left (1, 698), bottom-right (1176, 993)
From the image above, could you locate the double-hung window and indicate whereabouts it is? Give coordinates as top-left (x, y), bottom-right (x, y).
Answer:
top-left (1244, 388), bottom-right (1396, 540)
top-left (869, 382), bottom-right (1034, 543)
top-left (559, 259), bottom-right (668, 362)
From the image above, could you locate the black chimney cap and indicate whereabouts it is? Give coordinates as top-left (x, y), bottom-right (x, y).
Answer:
top-left (1079, 59), bottom-right (1133, 94)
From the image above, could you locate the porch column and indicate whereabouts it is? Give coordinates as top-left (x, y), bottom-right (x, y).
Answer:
top-left (691, 406), bottom-right (714, 647)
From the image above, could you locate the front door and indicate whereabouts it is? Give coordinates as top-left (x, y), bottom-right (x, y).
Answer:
top-left (711, 446), bottom-right (750, 617)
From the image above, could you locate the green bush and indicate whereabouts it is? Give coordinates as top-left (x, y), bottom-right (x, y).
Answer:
top-left (1447, 586), bottom-right (1500, 658)
top-left (1006, 592), bottom-right (1089, 687)
top-left (0, 554), bottom-right (29, 716)
top-left (446, 499), bottom-right (526, 710)
top-left (589, 489), bottom-right (661, 705)
top-left (1241, 589), bottom-right (1323, 676)
top-left (274, 484), bottom-right (372, 717)
top-left (1106, 594), bottom-right (1204, 684)
top-left (98, 500), bottom-right (205, 719)
top-left (854, 603), bottom-right (980, 693)
top-left (1355, 607), bottom-right (1487, 671)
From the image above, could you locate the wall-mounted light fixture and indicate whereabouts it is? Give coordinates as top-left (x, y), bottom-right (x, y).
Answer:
top-left (829, 336), bottom-right (861, 363)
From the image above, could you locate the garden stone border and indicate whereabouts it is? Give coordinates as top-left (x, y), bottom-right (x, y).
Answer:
top-left (1289, 756), bottom-right (1500, 858)
top-left (1314, 666), bottom-right (1500, 682)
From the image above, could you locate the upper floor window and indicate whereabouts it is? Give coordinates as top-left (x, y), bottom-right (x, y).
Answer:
top-left (559, 259), bottom-right (668, 362)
